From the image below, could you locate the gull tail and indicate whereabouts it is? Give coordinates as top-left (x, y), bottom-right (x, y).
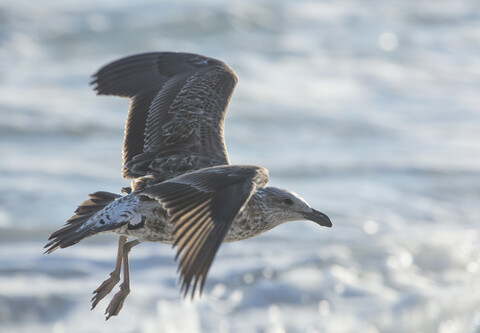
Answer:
top-left (44, 191), bottom-right (121, 254)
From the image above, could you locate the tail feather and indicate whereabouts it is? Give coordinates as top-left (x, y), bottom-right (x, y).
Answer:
top-left (44, 191), bottom-right (121, 253)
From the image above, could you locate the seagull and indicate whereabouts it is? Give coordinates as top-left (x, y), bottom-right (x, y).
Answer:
top-left (45, 52), bottom-right (332, 319)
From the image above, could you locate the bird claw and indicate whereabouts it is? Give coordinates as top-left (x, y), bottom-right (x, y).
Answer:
top-left (105, 283), bottom-right (130, 320)
top-left (91, 273), bottom-right (121, 310)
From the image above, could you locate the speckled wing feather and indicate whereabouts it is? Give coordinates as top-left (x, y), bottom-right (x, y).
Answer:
top-left (141, 165), bottom-right (269, 297)
top-left (91, 52), bottom-right (238, 181)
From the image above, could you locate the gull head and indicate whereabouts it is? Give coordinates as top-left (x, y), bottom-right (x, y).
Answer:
top-left (258, 187), bottom-right (332, 228)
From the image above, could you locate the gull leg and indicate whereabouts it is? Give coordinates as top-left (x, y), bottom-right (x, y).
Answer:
top-left (91, 236), bottom-right (127, 309)
top-left (105, 239), bottom-right (140, 320)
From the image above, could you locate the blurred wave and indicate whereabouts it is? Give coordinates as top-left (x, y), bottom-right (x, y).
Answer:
top-left (1, 0), bottom-right (480, 332)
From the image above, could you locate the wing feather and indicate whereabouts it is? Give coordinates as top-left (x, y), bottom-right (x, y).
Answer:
top-left (140, 165), bottom-right (269, 297)
top-left (91, 52), bottom-right (238, 181)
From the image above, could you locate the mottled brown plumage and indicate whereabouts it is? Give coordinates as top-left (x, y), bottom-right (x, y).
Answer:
top-left (91, 52), bottom-right (236, 181)
top-left (45, 52), bottom-right (332, 320)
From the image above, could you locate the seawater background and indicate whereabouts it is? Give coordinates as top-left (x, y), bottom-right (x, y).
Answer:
top-left (1, 0), bottom-right (480, 332)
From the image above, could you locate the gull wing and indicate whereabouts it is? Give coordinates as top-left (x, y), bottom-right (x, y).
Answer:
top-left (91, 52), bottom-right (238, 181)
top-left (141, 165), bottom-right (269, 297)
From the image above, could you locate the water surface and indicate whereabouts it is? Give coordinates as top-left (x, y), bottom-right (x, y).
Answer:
top-left (1, 0), bottom-right (480, 332)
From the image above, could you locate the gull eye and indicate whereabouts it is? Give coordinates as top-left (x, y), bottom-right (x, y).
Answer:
top-left (283, 198), bottom-right (294, 205)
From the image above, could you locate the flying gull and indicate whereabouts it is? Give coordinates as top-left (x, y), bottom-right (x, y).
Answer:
top-left (45, 52), bottom-right (332, 319)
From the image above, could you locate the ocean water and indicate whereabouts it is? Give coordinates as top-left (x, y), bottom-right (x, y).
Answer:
top-left (1, 0), bottom-right (480, 332)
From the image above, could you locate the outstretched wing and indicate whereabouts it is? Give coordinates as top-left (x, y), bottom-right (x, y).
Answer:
top-left (91, 52), bottom-right (238, 181)
top-left (141, 165), bottom-right (269, 297)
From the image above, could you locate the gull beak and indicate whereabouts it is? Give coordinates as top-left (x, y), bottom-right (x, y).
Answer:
top-left (303, 209), bottom-right (332, 228)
